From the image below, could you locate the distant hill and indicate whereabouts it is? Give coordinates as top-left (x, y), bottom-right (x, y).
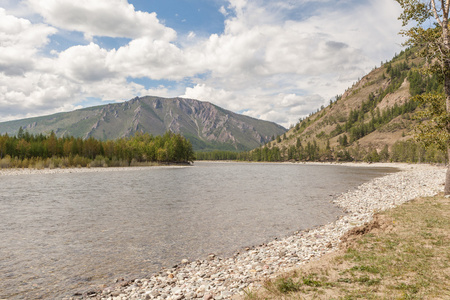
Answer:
top-left (0, 96), bottom-right (287, 151)
top-left (245, 48), bottom-right (446, 163)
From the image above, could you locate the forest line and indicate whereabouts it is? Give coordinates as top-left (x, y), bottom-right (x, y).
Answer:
top-left (0, 129), bottom-right (195, 169)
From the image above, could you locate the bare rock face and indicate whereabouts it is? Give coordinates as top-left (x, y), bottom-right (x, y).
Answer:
top-left (0, 96), bottom-right (287, 151)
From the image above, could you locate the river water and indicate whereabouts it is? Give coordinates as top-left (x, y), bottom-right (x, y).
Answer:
top-left (0, 162), bottom-right (396, 299)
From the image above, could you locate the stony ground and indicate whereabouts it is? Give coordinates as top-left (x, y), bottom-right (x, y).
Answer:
top-left (50, 163), bottom-right (445, 300)
top-left (0, 165), bottom-right (185, 176)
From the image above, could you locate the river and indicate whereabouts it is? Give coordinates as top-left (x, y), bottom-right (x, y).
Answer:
top-left (0, 162), bottom-right (396, 299)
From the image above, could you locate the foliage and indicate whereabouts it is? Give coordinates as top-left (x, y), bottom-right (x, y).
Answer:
top-left (195, 150), bottom-right (239, 161)
top-left (391, 139), bottom-right (447, 163)
top-left (0, 130), bottom-right (195, 169)
top-left (246, 146), bottom-right (283, 162)
top-left (408, 69), bottom-right (443, 96)
top-left (345, 98), bottom-right (418, 142)
top-left (397, 0), bottom-right (447, 74)
top-left (397, 0), bottom-right (450, 154)
top-left (338, 134), bottom-right (349, 147)
top-left (414, 93), bottom-right (450, 150)
top-left (274, 278), bottom-right (301, 293)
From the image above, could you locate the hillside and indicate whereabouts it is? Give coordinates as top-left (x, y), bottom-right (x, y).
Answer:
top-left (245, 48), bottom-right (447, 163)
top-left (0, 96), bottom-right (286, 152)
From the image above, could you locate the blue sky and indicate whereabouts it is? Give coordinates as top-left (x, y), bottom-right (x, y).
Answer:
top-left (0, 0), bottom-right (405, 127)
top-left (130, 0), bottom-right (227, 35)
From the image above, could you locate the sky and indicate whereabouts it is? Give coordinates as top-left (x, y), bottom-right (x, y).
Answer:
top-left (0, 0), bottom-right (406, 128)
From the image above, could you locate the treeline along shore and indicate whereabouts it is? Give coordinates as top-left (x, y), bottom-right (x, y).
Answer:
top-left (0, 129), bottom-right (195, 169)
top-left (195, 139), bottom-right (447, 164)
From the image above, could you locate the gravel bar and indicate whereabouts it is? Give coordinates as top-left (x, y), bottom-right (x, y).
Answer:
top-left (0, 165), bottom-right (186, 176)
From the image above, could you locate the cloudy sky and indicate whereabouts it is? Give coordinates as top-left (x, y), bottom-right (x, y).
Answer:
top-left (0, 0), bottom-right (405, 128)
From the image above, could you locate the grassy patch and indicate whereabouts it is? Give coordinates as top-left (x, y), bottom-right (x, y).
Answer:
top-left (243, 194), bottom-right (450, 299)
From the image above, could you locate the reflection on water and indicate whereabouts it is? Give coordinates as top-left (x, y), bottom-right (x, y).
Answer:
top-left (0, 162), bottom-right (396, 299)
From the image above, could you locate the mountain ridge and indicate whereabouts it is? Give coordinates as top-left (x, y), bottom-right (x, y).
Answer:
top-left (0, 96), bottom-right (286, 152)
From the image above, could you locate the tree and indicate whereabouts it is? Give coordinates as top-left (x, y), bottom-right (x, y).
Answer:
top-left (380, 144), bottom-right (390, 161)
top-left (16, 139), bottom-right (30, 159)
top-left (46, 131), bottom-right (58, 157)
top-left (17, 126), bottom-right (24, 139)
top-left (397, 0), bottom-right (450, 194)
top-left (0, 135), bottom-right (7, 159)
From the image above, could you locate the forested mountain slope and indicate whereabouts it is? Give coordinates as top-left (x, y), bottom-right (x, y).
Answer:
top-left (0, 97), bottom-right (286, 152)
top-left (241, 48), bottom-right (446, 163)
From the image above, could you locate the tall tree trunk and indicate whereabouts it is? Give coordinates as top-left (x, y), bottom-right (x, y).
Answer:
top-left (446, 148), bottom-right (450, 195)
top-left (446, 74), bottom-right (450, 195)
top-left (444, 71), bottom-right (450, 195)
top-left (441, 0), bottom-right (450, 195)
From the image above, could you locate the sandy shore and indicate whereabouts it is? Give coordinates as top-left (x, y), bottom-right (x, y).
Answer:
top-left (48, 162), bottom-right (443, 300)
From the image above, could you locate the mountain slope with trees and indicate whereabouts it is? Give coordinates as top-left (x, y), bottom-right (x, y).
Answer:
top-left (199, 48), bottom-right (446, 163)
top-left (0, 97), bottom-right (286, 152)
top-left (255, 48), bottom-right (446, 163)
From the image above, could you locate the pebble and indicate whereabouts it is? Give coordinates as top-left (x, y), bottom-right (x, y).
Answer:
top-left (0, 165), bottom-right (186, 177)
top-left (64, 163), bottom-right (446, 300)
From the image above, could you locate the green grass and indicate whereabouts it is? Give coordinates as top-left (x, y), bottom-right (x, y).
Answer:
top-left (244, 194), bottom-right (450, 299)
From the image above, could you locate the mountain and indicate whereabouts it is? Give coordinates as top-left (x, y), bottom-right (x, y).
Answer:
top-left (0, 96), bottom-right (286, 151)
top-left (254, 48), bottom-right (446, 163)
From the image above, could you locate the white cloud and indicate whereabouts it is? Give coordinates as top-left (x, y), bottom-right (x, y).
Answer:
top-left (108, 37), bottom-right (192, 80)
top-left (0, 8), bottom-right (56, 75)
top-left (57, 43), bottom-right (114, 82)
top-left (0, 0), bottom-right (406, 129)
top-left (0, 2), bottom-right (187, 119)
top-left (219, 6), bottom-right (228, 16)
top-left (0, 71), bottom-right (83, 119)
top-left (181, 84), bottom-right (327, 128)
top-left (182, 84), bottom-right (239, 110)
top-left (26, 0), bottom-right (176, 41)
top-left (187, 31), bottom-right (196, 39)
top-left (176, 0), bottom-right (404, 127)
top-left (0, 8), bottom-right (54, 48)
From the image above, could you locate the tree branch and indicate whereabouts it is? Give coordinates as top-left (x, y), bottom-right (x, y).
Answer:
top-left (432, 0), bottom-right (443, 26)
top-left (445, 0), bottom-right (450, 17)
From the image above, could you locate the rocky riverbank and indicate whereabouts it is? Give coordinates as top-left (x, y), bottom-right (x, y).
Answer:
top-left (0, 165), bottom-right (187, 176)
top-left (67, 163), bottom-right (445, 300)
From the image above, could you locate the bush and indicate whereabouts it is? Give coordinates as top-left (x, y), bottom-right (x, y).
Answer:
top-left (89, 155), bottom-right (108, 168)
top-left (365, 149), bottom-right (380, 162)
top-left (275, 278), bottom-right (301, 293)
